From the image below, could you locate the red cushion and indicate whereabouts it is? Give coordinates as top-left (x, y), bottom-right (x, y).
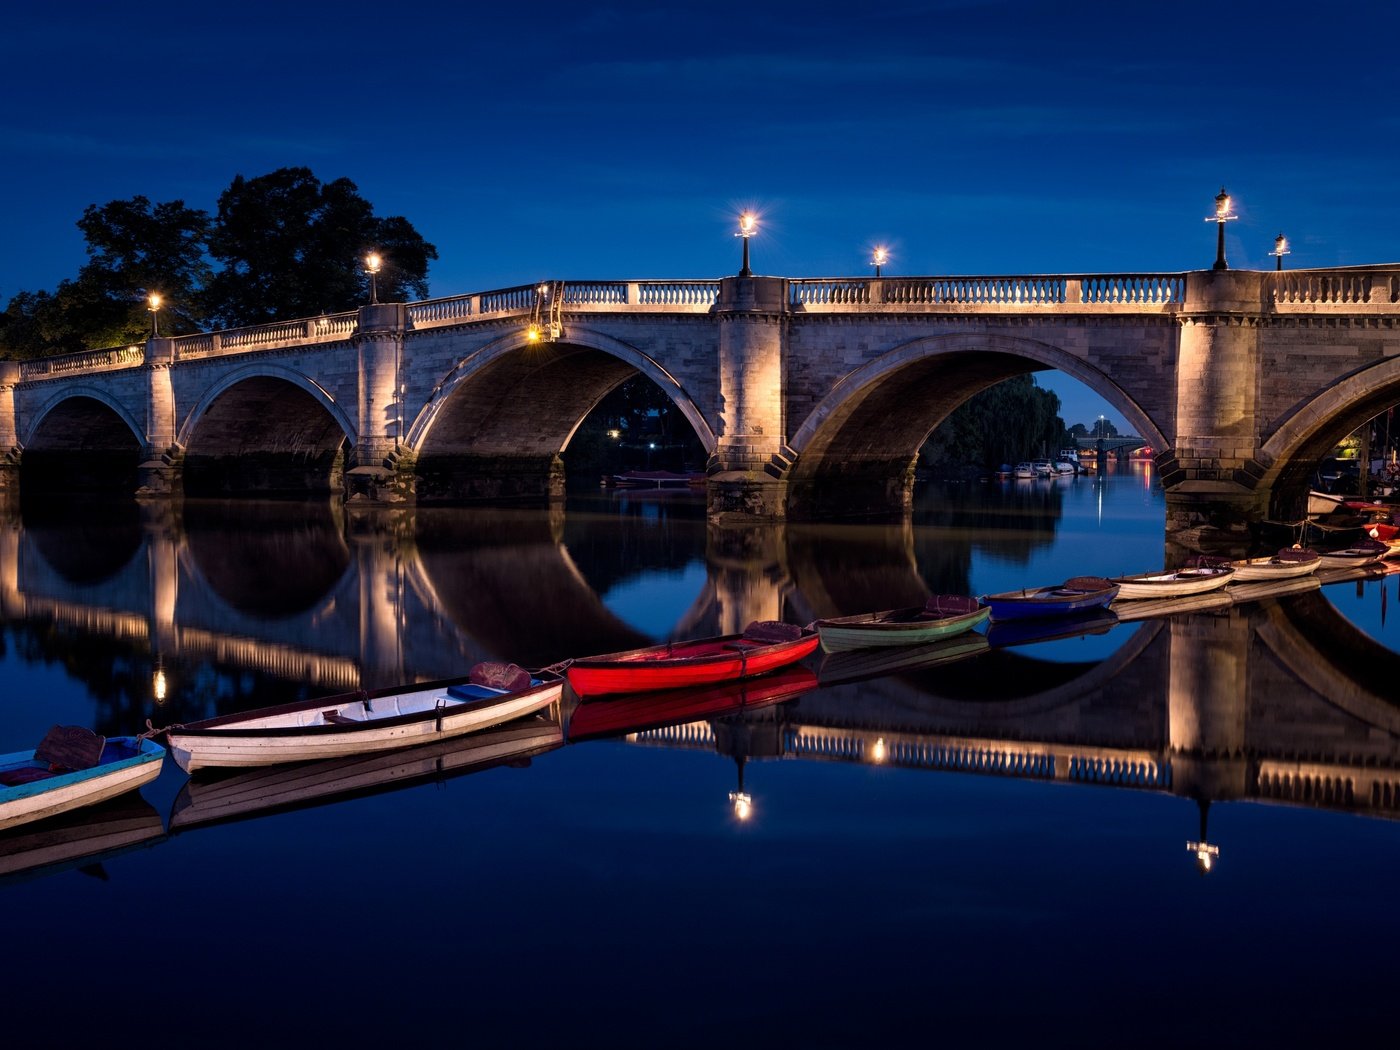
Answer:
top-left (742, 621), bottom-right (803, 644)
top-left (0, 766), bottom-right (58, 787)
top-left (469, 662), bottom-right (533, 691)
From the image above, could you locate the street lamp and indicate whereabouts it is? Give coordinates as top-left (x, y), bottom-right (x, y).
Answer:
top-left (1205, 187), bottom-right (1237, 271)
top-left (1269, 232), bottom-right (1291, 271)
top-left (736, 211), bottom-right (758, 277)
top-left (1097, 414), bottom-right (1106, 440)
top-left (872, 246), bottom-right (889, 278)
top-left (365, 252), bottom-right (383, 304)
top-left (146, 292), bottom-right (162, 337)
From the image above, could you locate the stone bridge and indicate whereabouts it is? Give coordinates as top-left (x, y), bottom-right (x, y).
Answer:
top-left (3, 266), bottom-right (1399, 525)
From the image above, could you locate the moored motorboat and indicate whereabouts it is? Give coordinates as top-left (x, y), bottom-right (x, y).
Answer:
top-left (813, 594), bottom-right (989, 653)
top-left (1229, 547), bottom-right (1321, 583)
top-left (0, 727), bottom-right (166, 833)
top-left (566, 621), bottom-right (819, 697)
top-left (1013, 462), bottom-right (1037, 479)
top-left (980, 576), bottom-right (1119, 622)
top-left (164, 662), bottom-right (563, 773)
top-left (1110, 564), bottom-right (1235, 600)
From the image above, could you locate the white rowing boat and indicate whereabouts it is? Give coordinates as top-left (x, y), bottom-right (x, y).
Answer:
top-left (1110, 565), bottom-right (1235, 600)
top-left (165, 662), bottom-right (562, 773)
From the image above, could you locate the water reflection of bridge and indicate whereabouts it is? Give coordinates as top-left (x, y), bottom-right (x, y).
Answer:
top-left (1, 500), bottom-right (1397, 829)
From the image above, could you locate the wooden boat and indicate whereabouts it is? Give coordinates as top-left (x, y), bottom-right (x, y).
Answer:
top-left (566, 621), bottom-right (819, 698)
top-left (1316, 541), bottom-right (1390, 571)
top-left (170, 715), bottom-right (563, 830)
top-left (986, 608), bottom-right (1119, 649)
top-left (1229, 547), bottom-right (1321, 582)
top-left (813, 594), bottom-right (989, 653)
top-left (1110, 564), bottom-right (1235, 600)
top-left (165, 661), bottom-right (563, 773)
top-left (568, 666), bottom-right (819, 742)
top-left (817, 633), bottom-right (989, 687)
top-left (980, 576), bottom-right (1119, 622)
top-left (610, 470), bottom-right (706, 489)
top-left (1308, 490), bottom-right (1348, 516)
top-left (0, 727), bottom-right (166, 833)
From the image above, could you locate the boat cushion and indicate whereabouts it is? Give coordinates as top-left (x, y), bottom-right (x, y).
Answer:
top-left (33, 725), bottom-right (106, 772)
top-left (923, 594), bottom-right (981, 617)
top-left (0, 766), bottom-right (59, 786)
top-left (1061, 576), bottom-right (1112, 593)
top-left (743, 621), bottom-right (803, 644)
top-left (469, 661), bottom-right (532, 692)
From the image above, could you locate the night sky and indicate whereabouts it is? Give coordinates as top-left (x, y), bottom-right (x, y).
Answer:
top-left (5, 0), bottom-right (1398, 426)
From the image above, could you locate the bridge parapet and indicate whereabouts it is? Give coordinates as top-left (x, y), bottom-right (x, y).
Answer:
top-left (19, 343), bottom-right (145, 380)
top-left (790, 272), bottom-right (1185, 310)
top-left (1270, 268), bottom-right (1400, 310)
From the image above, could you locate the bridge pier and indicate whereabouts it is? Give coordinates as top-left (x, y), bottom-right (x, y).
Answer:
top-left (0, 364), bottom-right (19, 500)
top-left (347, 304), bottom-right (415, 505)
top-left (708, 276), bottom-right (791, 524)
top-left (1160, 269), bottom-right (1271, 543)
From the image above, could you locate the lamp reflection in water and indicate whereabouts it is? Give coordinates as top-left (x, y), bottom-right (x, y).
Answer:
top-left (728, 755), bottom-right (754, 821)
top-left (153, 659), bottom-right (168, 705)
top-left (870, 737), bottom-right (888, 764)
top-left (1185, 800), bottom-right (1220, 875)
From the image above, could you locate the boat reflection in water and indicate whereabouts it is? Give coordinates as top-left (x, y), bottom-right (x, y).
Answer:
top-left (0, 794), bottom-right (165, 884)
top-left (170, 714), bottom-right (563, 831)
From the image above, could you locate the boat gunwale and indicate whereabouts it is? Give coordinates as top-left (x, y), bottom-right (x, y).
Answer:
top-left (813, 605), bottom-right (989, 632)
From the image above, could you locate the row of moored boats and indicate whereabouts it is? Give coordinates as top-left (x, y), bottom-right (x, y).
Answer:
top-left (4, 540), bottom-right (1396, 836)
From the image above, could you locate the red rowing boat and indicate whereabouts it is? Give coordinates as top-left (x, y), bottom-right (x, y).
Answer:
top-left (566, 621), bottom-right (819, 697)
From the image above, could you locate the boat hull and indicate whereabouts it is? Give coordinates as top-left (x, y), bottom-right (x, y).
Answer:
top-left (567, 631), bottom-right (819, 697)
top-left (1229, 556), bottom-right (1320, 582)
top-left (814, 604), bottom-right (988, 653)
top-left (980, 585), bottom-right (1118, 622)
top-left (166, 675), bottom-right (563, 773)
top-left (0, 737), bottom-right (166, 833)
top-left (1111, 567), bottom-right (1235, 600)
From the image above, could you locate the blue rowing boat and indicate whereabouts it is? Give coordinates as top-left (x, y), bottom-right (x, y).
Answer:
top-left (979, 576), bottom-right (1119, 622)
top-left (0, 727), bottom-right (166, 833)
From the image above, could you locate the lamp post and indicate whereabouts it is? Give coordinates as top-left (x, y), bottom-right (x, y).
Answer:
top-left (365, 252), bottom-right (382, 304)
top-left (872, 246), bottom-right (889, 278)
top-left (1269, 232), bottom-right (1291, 271)
top-left (147, 293), bottom-right (162, 337)
top-left (736, 211), bottom-right (758, 277)
top-left (1205, 187), bottom-right (1237, 271)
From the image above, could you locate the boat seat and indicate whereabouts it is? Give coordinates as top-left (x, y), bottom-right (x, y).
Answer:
top-left (34, 725), bottom-right (106, 772)
top-left (322, 710), bottom-right (359, 724)
top-left (0, 766), bottom-right (59, 787)
top-left (742, 621), bottom-right (803, 644)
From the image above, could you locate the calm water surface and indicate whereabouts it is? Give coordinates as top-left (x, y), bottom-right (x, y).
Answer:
top-left (3, 462), bottom-right (1398, 1046)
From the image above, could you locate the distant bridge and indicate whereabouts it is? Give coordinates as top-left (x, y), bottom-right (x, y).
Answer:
top-left (3, 265), bottom-right (1400, 526)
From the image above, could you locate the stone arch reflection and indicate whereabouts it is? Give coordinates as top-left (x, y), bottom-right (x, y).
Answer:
top-left (182, 501), bottom-right (352, 620)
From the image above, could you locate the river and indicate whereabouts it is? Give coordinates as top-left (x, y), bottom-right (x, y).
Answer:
top-left (2, 462), bottom-right (1397, 1046)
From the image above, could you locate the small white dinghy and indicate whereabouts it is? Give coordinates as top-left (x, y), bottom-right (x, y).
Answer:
top-left (1230, 547), bottom-right (1321, 582)
top-left (165, 662), bottom-right (563, 773)
top-left (1316, 540), bottom-right (1389, 571)
top-left (1110, 564), bottom-right (1235, 600)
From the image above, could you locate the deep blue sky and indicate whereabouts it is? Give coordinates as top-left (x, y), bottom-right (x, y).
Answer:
top-left (5, 0), bottom-right (1399, 426)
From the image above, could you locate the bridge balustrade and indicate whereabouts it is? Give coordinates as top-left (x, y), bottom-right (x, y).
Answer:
top-left (636, 280), bottom-right (720, 306)
top-left (19, 343), bottom-right (144, 380)
top-left (1272, 269), bottom-right (1399, 306)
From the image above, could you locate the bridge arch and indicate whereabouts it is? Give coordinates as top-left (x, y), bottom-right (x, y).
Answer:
top-left (406, 326), bottom-right (716, 501)
top-left (786, 332), bottom-right (1167, 517)
top-left (1257, 355), bottom-right (1400, 515)
top-left (20, 387), bottom-right (148, 494)
top-left (178, 365), bottom-right (355, 497)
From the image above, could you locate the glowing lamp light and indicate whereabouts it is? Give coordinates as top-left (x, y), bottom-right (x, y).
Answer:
top-left (1205, 186), bottom-right (1238, 271)
top-left (365, 252), bottom-right (383, 304)
top-left (871, 737), bottom-right (888, 764)
top-left (1270, 232), bottom-right (1291, 271)
top-left (735, 211), bottom-right (759, 277)
top-left (153, 665), bottom-right (168, 704)
top-left (526, 324), bottom-right (542, 343)
top-left (872, 246), bottom-right (889, 277)
top-left (147, 292), bottom-right (163, 337)
top-left (607, 428), bottom-right (621, 440)
top-left (729, 790), bottom-right (753, 821)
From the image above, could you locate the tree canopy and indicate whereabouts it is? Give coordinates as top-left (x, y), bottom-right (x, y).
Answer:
top-left (1, 168), bottom-right (437, 358)
top-left (919, 375), bottom-right (1071, 476)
